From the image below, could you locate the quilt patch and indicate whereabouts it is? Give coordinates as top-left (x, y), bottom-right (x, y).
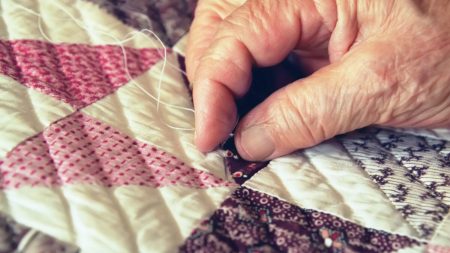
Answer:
top-left (221, 135), bottom-right (268, 185)
top-left (1, 112), bottom-right (235, 189)
top-left (0, 40), bottom-right (164, 108)
top-left (180, 187), bottom-right (421, 253)
top-left (340, 128), bottom-right (450, 239)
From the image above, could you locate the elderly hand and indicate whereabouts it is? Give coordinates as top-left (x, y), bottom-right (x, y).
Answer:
top-left (186, 0), bottom-right (450, 161)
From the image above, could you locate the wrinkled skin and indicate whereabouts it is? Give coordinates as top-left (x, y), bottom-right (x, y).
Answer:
top-left (186, 0), bottom-right (450, 161)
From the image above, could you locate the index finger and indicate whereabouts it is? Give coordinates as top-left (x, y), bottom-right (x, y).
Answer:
top-left (186, 0), bottom-right (245, 83)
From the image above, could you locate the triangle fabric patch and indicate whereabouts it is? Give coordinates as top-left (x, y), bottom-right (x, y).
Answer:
top-left (0, 39), bottom-right (164, 109)
top-left (221, 135), bottom-right (268, 185)
top-left (181, 187), bottom-right (421, 253)
top-left (1, 112), bottom-right (236, 189)
top-left (339, 128), bottom-right (450, 239)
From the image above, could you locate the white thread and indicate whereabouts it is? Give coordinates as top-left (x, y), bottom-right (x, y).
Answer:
top-left (12, 2), bottom-right (195, 132)
top-left (17, 230), bottom-right (39, 252)
top-left (119, 10), bottom-right (190, 76)
top-left (9, 2), bottom-right (236, 184)
top-left (16, 3), bottom-right (188, 77)
top-left (16, 4), bottom-right (189, 106)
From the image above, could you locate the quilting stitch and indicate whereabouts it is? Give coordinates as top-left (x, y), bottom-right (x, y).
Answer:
top-left (180, 187), bottom-right (421, 253)
top-left (0, 112), bottom-right (236, 189)
top-left (375, 129), bottom-right (450, 205)
top-left (339, 128), bottom-right (450, 239)
top-left (0, 39), bottom-right (164, 109)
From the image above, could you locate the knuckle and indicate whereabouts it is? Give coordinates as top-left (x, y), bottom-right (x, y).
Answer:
top-left (267, 88), bottom-right (325, 148)
top-left (197, 37), bottom-right (251, 96)
top-left (221, 1), bottom-right (278, 54)
top-left (349, 46), bottom-right (400, 125)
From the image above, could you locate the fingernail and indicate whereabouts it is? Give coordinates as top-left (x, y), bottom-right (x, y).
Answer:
top-left (238, 125), bottom-right (275, 161)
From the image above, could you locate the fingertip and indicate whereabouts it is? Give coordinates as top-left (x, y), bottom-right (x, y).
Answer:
top-left (194, 130), bottom-right (213, 153)
top-left (193, 79), bottom-right (238, 153)
top-left (234, 114), bottom-right (276, 161)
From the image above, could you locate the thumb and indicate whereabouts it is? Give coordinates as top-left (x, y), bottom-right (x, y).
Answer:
top-left (235, 49), bottom-right (390, 161)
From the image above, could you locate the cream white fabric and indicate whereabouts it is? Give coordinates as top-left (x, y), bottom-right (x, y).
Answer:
top-left (2, 185), bottom-right (234, 253)
top-left (397, 246), bottom-right (426, 253)
top-left (1, 0), bottom-right (163, 49)
top-left (244, 140), bottom-right (420, 239)
top-left (172, 34), bottom-right (188, 56)
top-left (81, 53), bottom-right (228, 180)
top-left (432, 213), bottom-right (450, 246)
top-left (0, 75), bottom-right (74, 158)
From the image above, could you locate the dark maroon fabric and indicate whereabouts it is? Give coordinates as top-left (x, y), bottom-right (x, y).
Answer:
top-left (177, 55), bottom-right (192, 92)
top-left (221, 135), bottom-right (269, 185)
top-left (83, 0), bottom-right (197, 46)
top-left (180, 187), bottom-right (421, 253)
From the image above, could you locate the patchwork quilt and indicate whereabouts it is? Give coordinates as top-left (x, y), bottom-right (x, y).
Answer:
top-left (0, 0), bottom-right (448, 252)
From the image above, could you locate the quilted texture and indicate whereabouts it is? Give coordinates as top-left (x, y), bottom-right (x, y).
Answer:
top-left (1, 112), bottom-right (234, 189)
top-left (0, 40), bottom-right (164, 108)
top-left (0, 75), bottom-right (74, 157)
top-left (243, 143), bottom-right (420, 238)
top-left (180, 187), bottom-right (421, 253)
top-left (0, 0), bottom-right (448, 252)
top-left (340, 128), bottom-right (449, 239)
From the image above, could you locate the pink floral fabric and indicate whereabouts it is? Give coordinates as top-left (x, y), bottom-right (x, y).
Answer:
top-left (0, 40), bottom-right (164, 108)
top-left (1, 112), bottom-right (235, 189)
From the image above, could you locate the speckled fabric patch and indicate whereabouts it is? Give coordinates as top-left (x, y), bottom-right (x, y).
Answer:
top-left (180, 187), bottom-right (421, 253)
